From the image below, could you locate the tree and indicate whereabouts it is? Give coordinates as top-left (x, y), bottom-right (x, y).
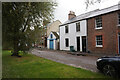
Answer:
top-left (85, 0), bottom-right (102, 9)
top-left (2, 2), bottom-right (57, 57)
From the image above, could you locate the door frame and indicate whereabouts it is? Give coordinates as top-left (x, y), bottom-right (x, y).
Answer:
top-left (118, 34), bottom-right (120, 54)
top-left (82, 36), bottom-right (86, 52)
top-left (50, 40), bottom-right (54, 50)
top-left (76, 36), bottom-right (80, 51)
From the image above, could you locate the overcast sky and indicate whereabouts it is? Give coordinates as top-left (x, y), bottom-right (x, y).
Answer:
top-left (54, 0), bottom-right (120, 23)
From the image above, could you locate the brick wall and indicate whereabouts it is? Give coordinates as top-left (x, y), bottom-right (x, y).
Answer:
top-left (87, 11), bottom-right (120, 54)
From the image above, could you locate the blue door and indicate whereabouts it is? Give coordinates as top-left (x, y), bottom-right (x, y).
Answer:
top-left (50, 40), bottom-right (54, 50)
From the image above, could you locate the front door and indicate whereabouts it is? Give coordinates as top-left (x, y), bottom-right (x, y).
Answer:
top-left (119, 34), bottom-right (120, 54)
top-left (77, 37), bottom-right (80, 51)
top-left (50, 40), bottom-right (54, 50)
top-left (82, 36), bottom-right (86, 52)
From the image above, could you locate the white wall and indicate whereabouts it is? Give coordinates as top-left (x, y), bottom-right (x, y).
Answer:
top-left (60, 20), bottom-right (87, 51)
top-left (47, 32), bottom-right (58, 50)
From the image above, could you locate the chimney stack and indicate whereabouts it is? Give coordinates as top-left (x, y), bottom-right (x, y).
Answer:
top-left (68, 11), bottom-right (76, 20)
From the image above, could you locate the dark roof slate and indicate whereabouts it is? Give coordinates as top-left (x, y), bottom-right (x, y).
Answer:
top-left (52, 31), bottom-right (59, 39)
top-left (60, 4), bottom-right (120, 26)
top-left (60, 9), bottom-right (99, 26)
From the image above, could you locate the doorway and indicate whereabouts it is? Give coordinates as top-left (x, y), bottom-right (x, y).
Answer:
top-left (77, 37), bottom-right (80, 51)
top-left (82, 36), bottom-right (86, 52)
top-left (118, 34), bottom-right (120, 54)
top-left (50, 40), bottom-right (54, 50)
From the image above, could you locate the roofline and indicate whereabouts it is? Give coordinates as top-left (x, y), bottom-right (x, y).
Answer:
top-left (87, 9), bottom-right (119, 19)
top-left (47, 31), bottom-right (59, 38)
top-left (47, 20), bottom-right (62, 27)
top-left (59, 18), bottom-right (86, 27)
top-left (60, 10), bottom-right (119, 27)
top-left (60, 4), bottom-right (120, 27)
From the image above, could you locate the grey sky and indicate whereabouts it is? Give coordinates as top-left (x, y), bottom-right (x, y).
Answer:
top-left (54, 0), bottom-right (120, 23)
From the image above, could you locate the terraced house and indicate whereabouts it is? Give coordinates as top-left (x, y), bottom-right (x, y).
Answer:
top-left (60, 3), bottom-right (120, 54)
top-left (87, 4), bottom-right (120, 54)
top-left (59, 11), bottom-right (90, 52)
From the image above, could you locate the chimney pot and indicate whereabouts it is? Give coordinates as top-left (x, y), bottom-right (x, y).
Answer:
top-left (68, 11), bottom-right (76, 20)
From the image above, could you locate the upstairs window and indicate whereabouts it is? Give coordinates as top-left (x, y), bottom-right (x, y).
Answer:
top-left (76, 22), bottom-right (80, 32)
top-left (65, 38), bottom-right (69, 47)
top-left (96, 35), bottom-right (103, 47)
top-left (65, 25), bottom-right (68, 33)
top-left (118, 13), bottom-right (120, 24)
top-left (50, 34), bottom-right (53, 38)
top-left (95, 17), bottom-right (102, 29)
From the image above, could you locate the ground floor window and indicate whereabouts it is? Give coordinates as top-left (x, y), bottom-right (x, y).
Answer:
top-left (65, 38), bottom-right (69, 47)
top-left (96, 35), bottom-right (103, 47)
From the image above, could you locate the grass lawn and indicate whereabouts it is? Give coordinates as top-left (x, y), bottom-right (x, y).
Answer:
top-left (2, 50), bottom-right (110, 78)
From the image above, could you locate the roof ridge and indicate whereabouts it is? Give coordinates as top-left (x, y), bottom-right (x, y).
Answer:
top-left (60, 4), bottom-right (119, 26)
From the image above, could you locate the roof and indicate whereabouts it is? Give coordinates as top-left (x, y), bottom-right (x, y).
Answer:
top-left (52, 31), bottom-right (59, 39)
top-left (87, 4), bottom-right (119, 19)
top-left (60, 9), bottom-right (99, 26)
top-left (60, 4), bottom-right (120, 26)
top-left (47, 20), bottom-right (62, 28)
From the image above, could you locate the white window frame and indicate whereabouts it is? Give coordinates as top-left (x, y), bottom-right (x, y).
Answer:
top-left (118, 13), bottom-right (120, 25)
top-left (65, 38), bottom-right (69, 47)
top-left (76, 22), bottom-right (80, 32)
top-left (95, 17), bottom-right (102, 30)
top-left (96, 35), bottom-right (103, 47)
top-left (65, 25), bottom-right (69, 33)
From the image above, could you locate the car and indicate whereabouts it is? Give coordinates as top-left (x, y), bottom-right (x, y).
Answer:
top-left (96, 56), bottom-right (120, 78)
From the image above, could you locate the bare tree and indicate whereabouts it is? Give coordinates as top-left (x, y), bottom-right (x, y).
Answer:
top-left (85, 0), bottom-right (102, 9)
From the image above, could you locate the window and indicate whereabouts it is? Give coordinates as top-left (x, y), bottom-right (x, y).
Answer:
top-left (95, 17), bottom-right (102, 29)
top-left (65, 38), bottom-right (69, 47)
top-left (76, 22), bottom-right (80, 32)
top-left (65, 25), bottom-right (68, 33)
top-left (50, 34), bottom-right (53, 38)
top-left (96, 35), bottom-right (103, 47)
top-left (118, 13), bottom-right (120, 24)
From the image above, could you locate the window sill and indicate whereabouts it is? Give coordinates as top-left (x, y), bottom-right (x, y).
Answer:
top-left (117, 24), bottom-right (120, 27)
top-left (66, 46), bottom-right (69, 48)
top-left (76, 31), bottom-right (80, 32)
top-left (96, 45), bottom-right (103, 47)
top-left (65, 33), bottom-right (69, 34)
top-left (95, 27), bottom-right (102, 30)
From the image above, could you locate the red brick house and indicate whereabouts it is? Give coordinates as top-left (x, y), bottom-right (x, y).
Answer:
top-left (87, 4), bottom-right (120, 54)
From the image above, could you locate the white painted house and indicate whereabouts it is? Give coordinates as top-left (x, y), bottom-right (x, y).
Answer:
top-left (59, 11), bottom-right (93, 52)
top-left (47, 31), bottom-right (59, 50)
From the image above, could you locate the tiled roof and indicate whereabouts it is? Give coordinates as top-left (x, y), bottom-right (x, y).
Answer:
top-left (52, 31), bottom-right (59, 39)
top-left (60, 4), bottom-right (120, 26)
top-left (60, 9), bottom-right (99, 26)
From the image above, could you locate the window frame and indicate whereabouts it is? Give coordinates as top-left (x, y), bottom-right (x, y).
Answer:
top-left (65, 38), bottom-right (69, 47)
top-left (65, 25), bottom-right (69, 33)
top-left (50, 34), bottom-right (53, 39)
top-left (95, 17), bottom-right (102, 30)
top-left (76, 22), bottom-right (80, 32)
top-left (118, 13), bottom-right (120, 25)
top-left (96, 35), bottom-right (103, 47)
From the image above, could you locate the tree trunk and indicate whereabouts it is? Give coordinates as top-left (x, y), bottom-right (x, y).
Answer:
top-left (11, 26), bottom-right (21, 57)
top-left (11, 41), bottom-right (21, 57)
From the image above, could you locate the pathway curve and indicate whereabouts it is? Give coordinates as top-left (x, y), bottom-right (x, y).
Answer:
top-left (30, 49), bottom-right (99, 72)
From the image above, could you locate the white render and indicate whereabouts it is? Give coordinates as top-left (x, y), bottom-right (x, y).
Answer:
top-left (60, 3), bottom-right (120, 52)
top-left (47, 32), bottom-right (58, 50)
top-left (60, 20), bottom-right (87, 51)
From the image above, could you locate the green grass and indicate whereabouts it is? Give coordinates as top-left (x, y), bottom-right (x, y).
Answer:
top-left (2, 50), bottom-right (109, 78)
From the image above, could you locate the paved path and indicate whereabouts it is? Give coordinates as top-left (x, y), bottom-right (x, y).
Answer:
top-left (30, 49), bottom-right (99, 72)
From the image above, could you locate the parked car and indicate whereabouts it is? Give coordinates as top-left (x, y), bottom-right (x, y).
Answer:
top-left (96, 56), bottom-right (120, 77)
